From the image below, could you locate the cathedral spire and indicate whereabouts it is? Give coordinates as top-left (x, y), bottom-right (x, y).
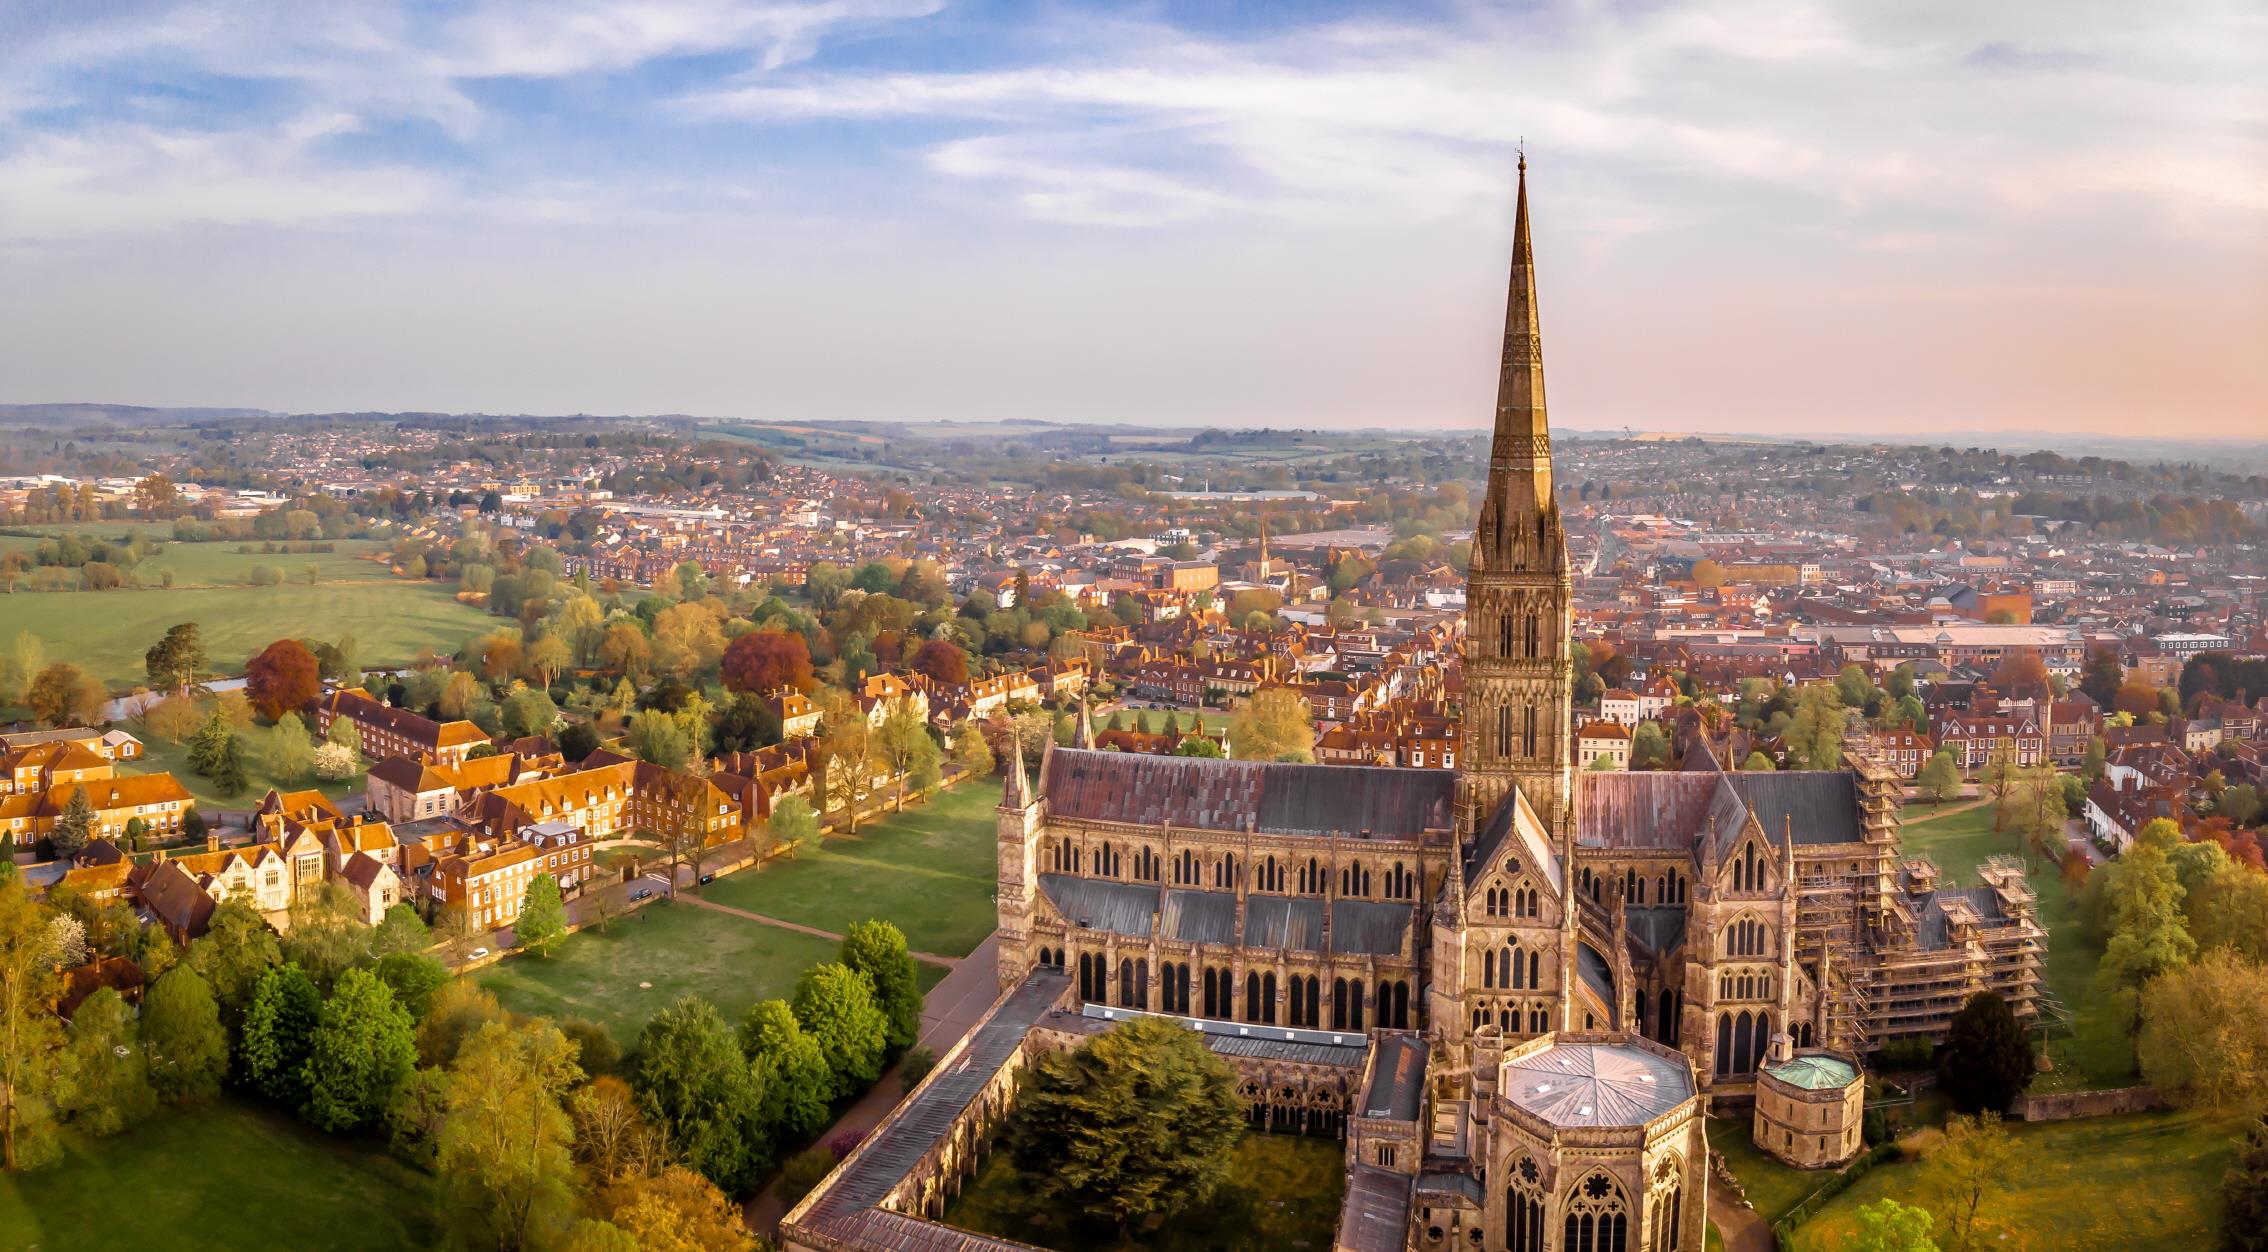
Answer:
top-left (1002, 735), bottom-right (1031, 808)
top-left (1475, 152), bottom-right (1559, 574)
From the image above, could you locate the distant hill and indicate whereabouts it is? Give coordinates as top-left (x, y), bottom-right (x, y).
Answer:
top-left (0, 403), bottom-right (274, 425)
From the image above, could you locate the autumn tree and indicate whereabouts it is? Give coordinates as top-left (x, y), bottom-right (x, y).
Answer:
top-left (1921, 1111), bottom-right (2019, 1252)
top-left (245, 638), bottom-right (321, 720)
top-left (816, 688), bottom-right (878, 832)
top-left (1230, 686), bottom-right (1315, 763)
top-left (604, 1166), bottom-right (756, 1252)
top-left (910, 638), bottom-right (970, 686)
top-left (2138, 949), bottom-right (2268, 1109)
top-left (721, 629), bottom-right (814, 695)
top-left (26, 661), bottom-right (105, 728)
top-left (1990, 648), bottom-right (2052, 703)
top-left (144, 694), bottom-right (203, 744)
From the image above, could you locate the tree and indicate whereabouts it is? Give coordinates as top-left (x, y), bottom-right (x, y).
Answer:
top-left (841, 919), bottom-right (921, 1052)
top-left (144, 622), bottom-right (207, 696)
top-left (241, 963), bottom-right (323, 1110)
top-left (282, 878), bottom-right (372, 987)
top-left (1229, 686), bottom-right (1315, 762)
top-left (1836, 663), bottom-right (1879, 709)
top-left (60, 987), bottom-right (153, 1136)
top-left (187, 705), bottom-right (233, 774)
top-left (26, 661), bottom-right (105, 728)
top-left (517, 873), bottom-right (568, 957)
top-left (371, 902), bottom-right (432, 958)
top-left (44, 914), bottom-right (87, 970)
top-left (1630, 722), bottom-right (1670, 770)
top-left (2225, 1109), bottom-right (2268, 1252)
top-left (951, 722), bottom-right (995, 778)
top-left (140, 964), bottom-right (229, 1105)
top-left (876, 704), bottom-right (938, 811)
top-left (714, 692), bottom-right (782, 753)
top-left (721, 629), bottom-right (814, 695)
top-left (1938, 992), bottom-right (2032, 1113)
top-left (625, 709), bottom-right (692, 769)
top-left (1741, 750), bottom-right (1776, 773)
top-left (2138, 949), bottom-right (2268, 1109)
top-left (2188, 863), bottom-right (2268, 962)
top-left (767, 794), bottom-right (819, 859)
top-left (2221, 784), bottom-right (2264, 829)
top-left (209, 730), bottom-right (249, 797)
top-left (737, 1000), bottom-right (832, 1141)
top-left (0, 879), bottom-right (65, 1169)
top-left (417, 980), bottom-right (511, 1069)
top-left (816, 688), bottom-right (877, 833)
top-left (1007, 1015), bottom-right (1244, 1235)
top-left (1921, 1111), bottom-right (2018, 1252)
top-left (437, 1018), bottom-right (584, 1252)
top-left (49, 786), bottom-right (96, 862)
top-left (1981, 745), bottom-right (2021, 830)
top-left (2079, 647), bottom-right (2124, 707)
top-left (245, 638), bottom-right (321, 720)
top-left (0, 632), bottom-right (43, 707)
top-left (604, 1166), bottom-right (756, 1252)
top-left (634, 996), bottom-right (771, 1194)
top-left (794, 962), bottom-right (889, 1098)
top-left (374, 952), bottom-right (451, 1021)
top-left (1175, 737), bottom-right (1224, 758)
top-left (2093, 819), bottom-right (2198, 1035)
top-left (569, 1075), bottom-right (650, 1184)
top-left (1785, 682), bottom-right (1848, 771)
top-left (1851, 1199), bottom-right (1938, 1252)
top-left (1990, 648), bottom-right (2051, 703)
top-left (302, 968), bottom-right (416, 1132)
top-left (183, 896), bottom-right (281, 1037)
top-left (910, 637), bottom-right (970, 686)
top-left (144, 694), bottom-right (203, 745)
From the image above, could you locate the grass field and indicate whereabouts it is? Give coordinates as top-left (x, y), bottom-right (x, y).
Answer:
top-left (121, 729), bottom-right (364, 813)
top-left (1788, 1108), bottom-right (2241, 1251)
top-left (478, 897), bottom-right (944, 1047)
top-left (1707, 1116), bottom-right (1827, 1223)
top-left (699, 782), bottom-right (1002, 959)
top-left (944, 1132), bottom-right (1344, 1251)
top-left (0, 1098), bottom-right (433, 1251)
top-left (1896, 802), bottom-right (2129, 1085)
top-left (0, 577), bottom-right (492, 689)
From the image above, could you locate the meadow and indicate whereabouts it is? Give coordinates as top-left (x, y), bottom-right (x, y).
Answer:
top-left (0, 1098), bottom-right (434, 1252)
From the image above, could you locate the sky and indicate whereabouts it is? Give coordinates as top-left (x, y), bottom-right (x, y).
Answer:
top-left (0, 0), bottom-right (2262, 437)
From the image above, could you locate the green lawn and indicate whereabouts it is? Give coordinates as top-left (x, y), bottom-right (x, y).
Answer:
top-left (1707, 1115), bottom-right (1827, 1223)
top-left (0, 577), bottom-right (492, 689)
top-left (1788, 1108), bottom-right (2242, 1251)
top-left (122, 725), bottom-right (364, 813)
top-left (0, 1098), bottom-right (433, 1251)
top-left (478, 897), bottom-right (943, 1047)
top-left (1897, 803), bottom-right (2129, 1085)
top-left (700, 782), bottom-right (1002, 959)
top-left (944, 1131), bottom-right (1344, 1251)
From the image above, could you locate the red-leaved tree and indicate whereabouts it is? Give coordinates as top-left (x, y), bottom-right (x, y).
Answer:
top-left (245, 638), bottom-right (321, 720)
top-left (910, 638), bottom-right (969, 686)
top-left (721, 630), bottom-right (814, 695)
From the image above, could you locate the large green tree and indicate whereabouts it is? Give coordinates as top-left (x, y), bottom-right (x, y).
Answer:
top-left (634, 996), bottom-right (772, 1194)
top-left (241, 963), bottom-right (323, 1109)
top-left (1851, 1198), bottom-right (1938, 1252)
top-left (144, 622), bottom-right (208, 696)
top-left (1937, 992), bottom-right (2032, 1113)
top-left (793, 962), bottom-right (888, 1098)
top-left (0, 880), bottom-right (67, 1169)
top-left (1007, 1015), bottom-right (1244, 1235)
top-left (49, 787), bottom-right (96, 862)
top-left (738, 999), bottom-right (832, 1141)
top-left (437, 1018), bottom-right (584, 1252)
top-left (60, 987), bottom-right (153, 1136)
top-left (516, 873), bottom-right (568, 957)
top-left (183, 896), bottom-right (282, 1039)
top-left (374, 952), bottom-right (451, 1021)
top-left (841, 920), bottom-right (922, 1052)
top-left (140, 965), bottom-right (229, 1105)
top-left (370, 902), bottom-right (431, 958)
top-left (301, 968), bottom-right (416, 1132)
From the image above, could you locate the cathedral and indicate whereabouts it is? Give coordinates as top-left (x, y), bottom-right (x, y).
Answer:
top-left (783, 161), bottom-right (2046, 1252)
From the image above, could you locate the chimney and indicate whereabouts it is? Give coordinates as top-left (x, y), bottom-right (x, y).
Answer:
top-left (206, 833), bottom-right (221, 853)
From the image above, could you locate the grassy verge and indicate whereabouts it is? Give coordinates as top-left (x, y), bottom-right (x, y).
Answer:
top-left (1788, 1107), bottom-right (2240, 1251)
top-left (699, 782), bottom-right (1001, 959)
top-left (0, 1097), bottom-right (433, 1252)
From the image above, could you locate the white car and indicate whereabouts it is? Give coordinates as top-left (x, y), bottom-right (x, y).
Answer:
top-left (469, 947), bottom-right (491, 960)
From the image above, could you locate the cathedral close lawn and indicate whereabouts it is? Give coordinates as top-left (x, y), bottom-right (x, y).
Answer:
top-left (0, 1097), bottom-right (434, 1251)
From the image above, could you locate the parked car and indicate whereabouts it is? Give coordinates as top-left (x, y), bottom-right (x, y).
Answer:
top-left (699, 872), bottom-right (716, 885)
top-left (632, 887), bottom-right (653, 901)
top-left (469, 947), bottom-right (490, 960)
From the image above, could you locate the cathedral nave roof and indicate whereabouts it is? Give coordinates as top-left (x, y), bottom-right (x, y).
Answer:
top-left (1040, 748), bottom-right (1453, 839)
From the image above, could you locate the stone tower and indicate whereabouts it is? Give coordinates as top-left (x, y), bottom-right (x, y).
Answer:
top-left (994, 741), bottom-right (1041, 991)
top-left (1458, 155), bottom-right (1574, 840)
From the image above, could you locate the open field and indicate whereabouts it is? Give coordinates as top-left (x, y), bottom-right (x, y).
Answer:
top-left (1896, 802), bottom-right (2128, 1085)
top-left (1788, 1108), bottom-right (2241, 1251)
top-left (699, 782), bottom-right (1002, 959)
top-left (0, 1098), bottom-right (434, 1252)
top-left (122, 728), bottom-right (364, 813)
top-left (0, 533), bottom-right (399, 590)
top-left (479, 896), bottom-right (944, 1047)
top-left (0, 578), bottom-right (493, 689)
top-left (1707, 1116), bottom-right (1826, 1223)
top-left (944, 1131), bottom-right (1344, 1251)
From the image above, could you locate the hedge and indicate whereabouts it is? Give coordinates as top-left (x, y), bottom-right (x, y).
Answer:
top-left (1771, 1142), bottom-right (1901, 1249)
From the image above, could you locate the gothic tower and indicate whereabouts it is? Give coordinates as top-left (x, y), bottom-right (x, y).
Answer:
top-left (1458, 155), bottom-right (1574, 840)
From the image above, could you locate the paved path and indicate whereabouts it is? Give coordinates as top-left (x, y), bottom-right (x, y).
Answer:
top-left (746, 933), bottom-right (1003, 1236)
top-left (675, 893), bottom-right (962, 968)
top-left (1708, 1190), bottom-right (1773, 1252)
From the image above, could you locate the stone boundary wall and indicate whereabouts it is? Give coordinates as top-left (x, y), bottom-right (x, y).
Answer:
top-left (2012, 1085), bottom-right (2160, 1122)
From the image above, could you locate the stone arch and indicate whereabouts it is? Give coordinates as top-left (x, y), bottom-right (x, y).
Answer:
top-left (1563, 1170), bottom-right (1631, 1252)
